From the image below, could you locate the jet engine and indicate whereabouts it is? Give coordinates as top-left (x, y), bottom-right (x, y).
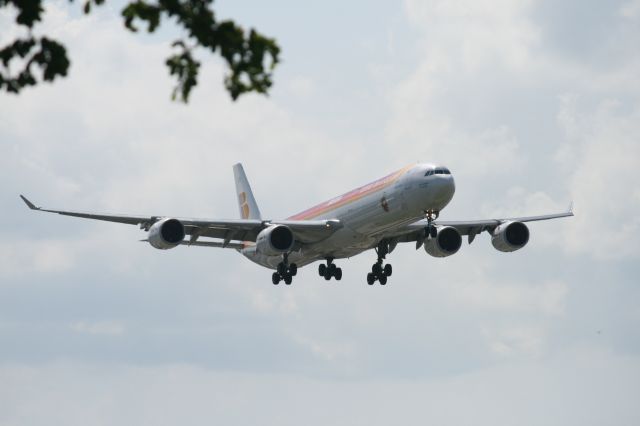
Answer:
top-left (424, 226), bottom-right (462, 257)
top-left (256, 225), bottom-right (294, 255)
top-left (148, 218), bottom-right (185, 249)
top-left (491, 221), bottom-right (529, 252)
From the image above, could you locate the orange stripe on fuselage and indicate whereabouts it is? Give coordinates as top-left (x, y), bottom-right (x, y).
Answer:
top-left (287, 164), bottom-right (414, 220)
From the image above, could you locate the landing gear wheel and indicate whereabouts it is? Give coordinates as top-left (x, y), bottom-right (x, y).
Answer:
top-left (273, 255), bottom-right (295, 285)
top-left (335, 268), bottom-right (342, 281)
top-left (367, 273), bottom-right (375, 285)
top-left (277, 263), bottom-right (287, 276)
top-left (368, 240), bottom-right (394, 285)
top-left (318, 264), bottom-right (326, 276)
top-left (319, 258), bottom-right (342, 282)
top-left (372, 263), bottom-right (382, 275)
top-left (384, 264), bottom-right (392, 277)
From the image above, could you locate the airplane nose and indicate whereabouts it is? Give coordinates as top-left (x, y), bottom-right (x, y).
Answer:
top-left (447, 174), bottom-right (456, 196)
top-left (433, 174), bottom-right (455, 205)
top-left (440, 175), bottom-right (455, 200)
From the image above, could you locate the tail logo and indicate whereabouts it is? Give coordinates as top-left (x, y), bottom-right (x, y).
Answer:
top-left (239, 192), bottom-right (250, 219)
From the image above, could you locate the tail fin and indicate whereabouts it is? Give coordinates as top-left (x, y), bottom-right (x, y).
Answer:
top-left (233, 163), bottom-right (262, 220)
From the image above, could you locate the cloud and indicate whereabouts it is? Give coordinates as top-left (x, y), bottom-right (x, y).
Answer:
top-left (441, 278), bottom-right (568, 316)
top-left (70, 320), bottom-right (125, 336)
top-left (620, 0), bottom-right (640, 18)
top-left (0, 240), bottom-right (77, 280)
top-left (482, 324), bottom-right (547, 358)
top-left (556, 97), bottom-right (640, 259)
top-left (1, 350), bottom-right (639, 426)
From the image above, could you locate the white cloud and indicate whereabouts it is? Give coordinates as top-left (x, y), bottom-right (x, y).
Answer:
top-left (287, 76), bottom-right (316, 98)
top-left (556, 97), bottom-right (640, 259)
top-left (620, 0), bottom-right (640, 18)
top-left (0, 240), bottom-right (77, 280)
top-left (404, 0), bottom-right (540, 71)
top-left (384, 0), bottom-right (548, 181)
top-left (1, 351), bottom-right (639, 426)
top-left (482, 324), bottom-right (546, 358)
top-left (442, 278), bottom-right (568, 316)
top-left (70, 320), bottom-right (125, 336)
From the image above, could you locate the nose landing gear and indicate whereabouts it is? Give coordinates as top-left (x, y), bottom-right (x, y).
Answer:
top-left (425, 210), bottom-right (439, 238)
top-left (318, 258), bottom-right (342, 281)
top-left (272, 253), bottom-right (297, 285)
top-left (367, 240), bottom-right (393, 285)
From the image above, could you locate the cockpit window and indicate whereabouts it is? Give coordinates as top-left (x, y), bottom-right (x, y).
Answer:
top-left (425, 167), bottom-right (451, 176)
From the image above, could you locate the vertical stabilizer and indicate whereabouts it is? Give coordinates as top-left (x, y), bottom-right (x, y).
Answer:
top-left (233, 163), bottom-right (262, 220)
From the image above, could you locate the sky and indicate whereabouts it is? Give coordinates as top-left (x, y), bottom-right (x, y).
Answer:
top-left (1, 0), bottom-right (639, 424)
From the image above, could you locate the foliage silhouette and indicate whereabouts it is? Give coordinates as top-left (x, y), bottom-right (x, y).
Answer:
top-left (0, 0), bottom-right (280, 101)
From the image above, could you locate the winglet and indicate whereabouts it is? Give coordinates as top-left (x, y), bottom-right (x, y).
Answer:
top-left (20, 195), bottom-right (40, 210)
top-left (568, 201), bottom-right (574, 215)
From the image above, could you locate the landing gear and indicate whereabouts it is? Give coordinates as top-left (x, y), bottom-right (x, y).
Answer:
top-left (367, 240), bottom-right (393, 285)
top-left (272, 253), bottom-right (297, 285)
top-left (425, 210), bottom-right (439, 238)
top-left (318, 258), bottom-right (342, 281)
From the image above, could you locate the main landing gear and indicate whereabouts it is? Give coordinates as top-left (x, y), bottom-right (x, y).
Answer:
top-left (318, 258), bottom-right (342, 281)
top-left (272, 253), bottom-right (297, 285)
top-left (367, 240), bottom-right (393, 285)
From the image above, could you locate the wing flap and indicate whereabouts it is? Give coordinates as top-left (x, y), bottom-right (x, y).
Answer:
top-left (178, 240), bottom-right (245, 249)
top-left (272, 219), bottom-right (342, 243)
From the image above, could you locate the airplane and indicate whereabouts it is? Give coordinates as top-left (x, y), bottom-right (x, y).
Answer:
top-left (20, 162), bottom-right (573, 285)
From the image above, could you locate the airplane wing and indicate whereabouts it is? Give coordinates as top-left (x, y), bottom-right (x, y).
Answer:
top-left (19, 195), bottom-right (342, 246)
top-left (388, 204), bottom-right (574, 244)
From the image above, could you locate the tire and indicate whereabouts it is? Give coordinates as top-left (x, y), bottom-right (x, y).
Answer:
top-left (277, 263), bottom-right (287, 275)
top-left (328, 264), bottom-right (337, 274)
top-left (324, 271), bottom-right (332, 281)
top-left (367, 273), bottom-right (375, 285)
top-left (384, 264), bottom-right (392, 277)
top-left (372, 263), bottom-right (382, 275)
top-left (290, 263), bottom-right (298, 276)
top-left (335, 268), bottom-right (342, 281)
top-left (272, 272), bottom-right (280, 285)
top-left (379, 275), bottom-right (387, 285)
top-left (284, 274), bottom-right (292, 285)
top-left (319, 264), bottom-right (326, 276)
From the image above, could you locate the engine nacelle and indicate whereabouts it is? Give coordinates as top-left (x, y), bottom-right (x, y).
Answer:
top-left (424, 226), bottom-right (462, 257)
top-left (491, 221), bottom-right (529, 252)
top-left (148, 218), bottom-right (185, 249)
top-left (256, 225), bottom-right (294, 255)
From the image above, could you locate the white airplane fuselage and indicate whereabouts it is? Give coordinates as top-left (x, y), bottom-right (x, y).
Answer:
top-left (242, 163), bottom-right (455, 269)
